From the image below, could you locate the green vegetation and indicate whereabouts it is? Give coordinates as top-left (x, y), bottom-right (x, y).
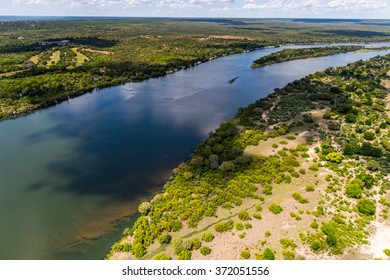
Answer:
top-left (238, 211), bottom-right (251, 221)
top-left (252, 46), bottom-right (388, 68)
top-left (384, 249), bottom-right (390, 257)
top-left (240, 249), bottom-right (251, 259)
top-left (268, 203), bottom-right (283, 214)
top-left (152, 253), bottom-right (172, 260)
top-left (201, 233), bottom-right (215, 243)
top-left (200, 246), bottom-right (212, 256)
top-left (215, 220), bottom-right (234, 233)
top-left (357, 200), bottom-right (376, 216)
top-left (292, 192), bottom-right (309, 204)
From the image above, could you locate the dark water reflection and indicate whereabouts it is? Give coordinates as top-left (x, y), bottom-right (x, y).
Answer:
top-left (0, 43), bottom-right (389, 259)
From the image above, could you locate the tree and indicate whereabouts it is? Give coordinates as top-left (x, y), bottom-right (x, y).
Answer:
top-left (357, 200), bottom-right (376, 216)
top-left (219, 161), bottom-right (235, 172)
top-left (138, 202), bottom-right (152, 215)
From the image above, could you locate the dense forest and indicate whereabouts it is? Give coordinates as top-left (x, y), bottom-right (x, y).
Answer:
top-left (1, 18), bottom-right (390, 118)
top-left (108, 54), bottom-right (390, 260)
top-left (251, 46), bottom-right (390, 68)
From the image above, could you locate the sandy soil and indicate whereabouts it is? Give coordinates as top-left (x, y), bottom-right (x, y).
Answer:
top-left (84, 48), bottom-right (114, 55)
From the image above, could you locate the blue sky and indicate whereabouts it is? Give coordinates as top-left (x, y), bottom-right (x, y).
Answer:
top-left (1, 0), bottom-right (389, 18)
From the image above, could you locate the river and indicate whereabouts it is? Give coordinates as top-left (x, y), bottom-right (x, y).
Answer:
top-left (0, 43), bottom-right (389, 259)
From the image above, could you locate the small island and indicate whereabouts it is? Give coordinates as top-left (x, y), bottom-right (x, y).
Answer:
top-left (251, 46), bottom-right (388, 68)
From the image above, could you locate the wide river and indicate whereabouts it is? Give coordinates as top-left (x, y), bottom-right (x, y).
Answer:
top-left (1, 43), bottom-right (390, 259)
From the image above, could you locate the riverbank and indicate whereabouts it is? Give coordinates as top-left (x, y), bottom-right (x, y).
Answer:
top-left (109, 54), bottom-right (390, 260)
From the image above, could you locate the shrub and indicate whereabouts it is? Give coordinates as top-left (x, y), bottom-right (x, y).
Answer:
top-left (152, 253), bottom-right (171, 260)
top-left (265, 230), bottom-right (271, 237)
top-left (253, 213), bottom-right (262, 220)
top-left (262, 248), bottom-right (275, 260)
top-left (357, 200), bottom-right (376, 216)
top-left (178, 250), bottom-right (192, 260)
top-left (245, 223), bottom-right (252, 229)
top-left (311, 240), bottom-right (321, 251)
top-left (345, 183), bottom-right (362, 199)
top-left (238, 211), bottom-right (251, 221)
top-left (363, 131), bottom-right (375, 141)
top-left (215, 219), bottom-right (234, 232)
top-left (138, 201), bottom-right (152, 215)
top-left (263, 184), bottom-right (273, 195)
top-left (292, 192), bottom-right (309, 204)
top-left (219, 161), bottom-right (235, 172)
top-left (328, 122), bottom-right (341, 131)
top-left (158, 231), bottom-right (171, 245)
top-left (202, 232), bottom-right (215, 242)
top-left (132, 243), bottom-right (146, 258)
top-left (269, 203), bottom-right (283, 214)
top-left (310, 220), bottom-right (319, 229)
top-left (282, 250), bottom-right (295, 260)
top-left (240, 250), bottom-right (251, 259)
top-left (309, 164), bottom-right (319, 171)
top-left (325, 152), bottom-right (342, 163)
top-left (191, 238), bottom-right (202, 250)
top-left (305, 185), bottom-right (315, 192)
top-left (200, 246), bottom-right (212, 256)
top-left (235, 222), bottom-right (244, 231)
top-left (384, 249), bottom-right (390, 257)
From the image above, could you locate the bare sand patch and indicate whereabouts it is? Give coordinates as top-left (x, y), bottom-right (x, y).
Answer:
top-left (84, 48), bottom-right (115, 55)
top-left (361, 221), bottom-right (390, 259)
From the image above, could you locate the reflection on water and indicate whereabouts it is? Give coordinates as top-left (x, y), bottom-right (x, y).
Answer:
top-left (0, 44), bottom-right (389, 259)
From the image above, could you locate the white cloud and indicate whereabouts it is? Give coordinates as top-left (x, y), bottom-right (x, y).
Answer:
top-left (3, 0), bottom-right (390, 18)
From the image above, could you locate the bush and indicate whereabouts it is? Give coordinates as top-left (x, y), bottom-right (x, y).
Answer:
top-left (325, 152), bottom-right (342, 163)
top-left (178, 250), bottom-right (192, 260)
top-left (363, 131), bottom-right (375, 141)
top-left (215, 219), bottom-right (234, 232)
top-left (269, 203), bottom-right (283, 214)
top-left (219, 161), bottom-right (235, 172)
top-left (191, 238), bottom-right (202, 250)
top-left (384, 249), bottom-right (390, 257)
top-left (345, 183), bottom-right (362, 199)
top-left (309, 164), bottom-right (319, 171)
top-left (200, 246), bottom-right (212, 256)
top-left (357, 200), bottom-right (376, 216)
top-left (263, 184), bottom-right (273, 195)
top-left (138, 201), bottom-right (152, 215)
top-left (305, 185), bottom-right (315, 192)
top-left (235, 222), bottom-right (244, 231)
top-left (282, 250), bottom-right (295, 260)
top-left (158, 231), bottom-right (171, 245)
top-left (238, 211), bottom-right (251, 221)
top-left (201, 232), bottom-right (215, 242)
top-left (311, 240), bottom-right (321, 251)
top-left (240, 250), bottom-right (251, 259)
top-left (328, 122), bottom-right (341, 131)
top-left (262, 248), bottom-right (275, 260)
top-left (152, 253), bottom-right (171, 260)
top-left (292, 192), bottom-right (309, 204)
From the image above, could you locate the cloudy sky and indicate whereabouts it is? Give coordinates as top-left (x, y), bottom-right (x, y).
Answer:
top-left (1, 0), bottom-right (389, 18)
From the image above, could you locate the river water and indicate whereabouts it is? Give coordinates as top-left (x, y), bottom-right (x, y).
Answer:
top-left (0, 43), bottom-right (389, 259)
